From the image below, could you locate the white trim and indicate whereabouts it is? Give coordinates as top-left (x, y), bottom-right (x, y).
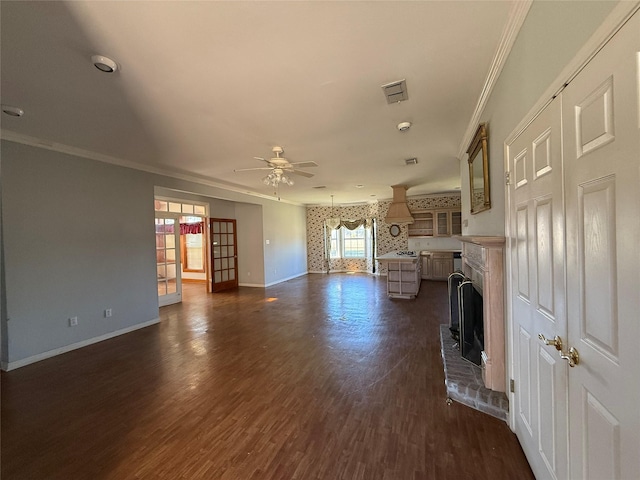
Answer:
top-left (0, 131), bottom-right (303, 207)
top-left (1, 318), bottom-right (160, 371)
top-left (457, 0), bottom-right (533, 160)
top-left (237, 271), bottom-right (309, 288)
top-left (264, 271), bottom-right (309, 287)
top-left (307, 270), bottom-right (381, 276)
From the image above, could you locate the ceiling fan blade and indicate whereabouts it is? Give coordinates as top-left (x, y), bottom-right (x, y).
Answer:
top-left (234, 167), bottom-right (273, 172)
top-left (288, 169), bottom-right (314, 178)
top-left (288, 161), bottom-right (318, 168)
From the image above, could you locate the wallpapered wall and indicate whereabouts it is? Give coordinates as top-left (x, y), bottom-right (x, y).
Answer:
top-left (306, 194), bottom-right (461, 274)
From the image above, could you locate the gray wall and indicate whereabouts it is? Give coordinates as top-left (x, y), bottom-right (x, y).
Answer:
top-left (462, 0), bottom-right (617, 235)
top-left (2, 141), bottom-right (158, 364)
top-left (236, 203), bottom-right (265, 286)
top-left (262, 201), bottom-right (308, 285)
top-left (1, 140), bottom-right (307, 367)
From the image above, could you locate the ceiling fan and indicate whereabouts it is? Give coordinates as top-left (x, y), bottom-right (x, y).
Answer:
top-left (234, 146), bottom-right (317, 186)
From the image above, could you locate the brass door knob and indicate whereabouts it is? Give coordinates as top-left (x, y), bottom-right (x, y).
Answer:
top-left (538, 333), bottom-right (563, 351)
top-left (559, 347), bottom-right (580, 367)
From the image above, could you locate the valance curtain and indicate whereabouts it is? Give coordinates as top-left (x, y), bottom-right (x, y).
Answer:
top-left (180, 222), bottom-right (204, 235)
top-left (324, 218), bottom-right (371, 231)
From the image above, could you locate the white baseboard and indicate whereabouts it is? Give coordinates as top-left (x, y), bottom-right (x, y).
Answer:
top-left (308, 270), bottom-right (380, 275)
top-left (264, 271), bottom-right (308, 287)
top-left (1, 318), bottom-right (160, 371)
top-left (238, 271), bottom-right (309, 288)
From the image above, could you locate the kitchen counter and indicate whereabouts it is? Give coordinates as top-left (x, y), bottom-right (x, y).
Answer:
top-left (420, 249), bottom-right (461, 255)
top-left (376, 251), bottom-right (420, 262)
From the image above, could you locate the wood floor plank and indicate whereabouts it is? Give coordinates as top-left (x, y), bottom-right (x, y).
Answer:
top-left (1, 274), bottom-right (533, 479)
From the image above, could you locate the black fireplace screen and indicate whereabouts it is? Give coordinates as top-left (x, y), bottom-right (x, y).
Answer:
top-left (448, 272), bottom-right (465, 341)
top-left (458, 280), bottom-right (484, 366)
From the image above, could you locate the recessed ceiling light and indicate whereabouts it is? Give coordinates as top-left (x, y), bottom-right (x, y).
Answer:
top-left (355, 184), bottom-right (364, 188)
top-left (2, 105), bottom-right (24, 117)
top-left (91, 55), bottom-right (118, 73)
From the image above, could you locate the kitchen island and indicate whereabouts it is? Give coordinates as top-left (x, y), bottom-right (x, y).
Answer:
top-left (376, 251), bottom-right (421, 299)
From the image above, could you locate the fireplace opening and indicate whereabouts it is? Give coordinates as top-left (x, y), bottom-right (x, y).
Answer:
top-left (458, 280), bottom-right (484, 366)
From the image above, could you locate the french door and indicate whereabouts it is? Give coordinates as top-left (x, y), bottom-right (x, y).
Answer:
top-left (155, 215), bottom-right (182, 306)
top-left (507, 10), bottom-right (639, 479)
top-left (210, 218), bottom-right (238, 292)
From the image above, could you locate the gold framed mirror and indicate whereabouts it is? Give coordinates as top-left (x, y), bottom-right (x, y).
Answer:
top-left (467, 123), bottom-right (490, 214)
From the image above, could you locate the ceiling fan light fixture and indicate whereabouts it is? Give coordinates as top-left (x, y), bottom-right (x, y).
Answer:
top-left (281, 174), bottom-right (294, 186)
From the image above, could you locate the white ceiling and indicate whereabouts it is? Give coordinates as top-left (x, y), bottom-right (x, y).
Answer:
top-left (1, 1), bottom-right (517, 205)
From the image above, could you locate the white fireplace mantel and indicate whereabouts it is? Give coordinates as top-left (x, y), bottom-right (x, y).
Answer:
top-left (455, 235), bottom-right (506, 392)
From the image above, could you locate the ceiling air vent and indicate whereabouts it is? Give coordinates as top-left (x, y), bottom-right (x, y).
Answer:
top-left (381, 79), bottom-right (408, 104)
top-left (405, 158), bottom-right (418, 165)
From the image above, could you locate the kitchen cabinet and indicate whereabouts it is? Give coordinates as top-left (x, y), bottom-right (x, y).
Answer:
top-left (421, 251), bottom-right (456, 281)
top-left (408, 208), bottom-right (461, 237)
top-left (408, 211), bottom-right (434, 237)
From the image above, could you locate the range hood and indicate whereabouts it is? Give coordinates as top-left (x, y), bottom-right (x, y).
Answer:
top-left (385, 185), bottom-right (414, 225)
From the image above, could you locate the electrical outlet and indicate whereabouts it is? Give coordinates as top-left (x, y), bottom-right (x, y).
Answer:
top-left (104, 309), bottom-right (112, 318)
top-left (69, 316), bottom-right (78, 327)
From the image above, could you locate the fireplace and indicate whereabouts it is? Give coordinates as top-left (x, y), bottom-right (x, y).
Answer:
top-left (455, 235), bottom-right (505, 393)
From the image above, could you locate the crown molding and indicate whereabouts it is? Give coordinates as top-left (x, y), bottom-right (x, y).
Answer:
top-left (0, 130), bottom-right (303, 206)
top-left (456, 0), bottom-right (533, 160)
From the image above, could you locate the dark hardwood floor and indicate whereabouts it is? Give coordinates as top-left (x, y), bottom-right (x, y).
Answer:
top-left (1, 274), bottom-right (533, 479)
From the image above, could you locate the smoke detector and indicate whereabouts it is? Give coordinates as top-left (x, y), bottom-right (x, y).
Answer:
top-left (397, 121), bottom-right (411, 132)
top-left (2, 105), bottom-right (24, 117)
top-left (91, 55), bottom-right (118, 73)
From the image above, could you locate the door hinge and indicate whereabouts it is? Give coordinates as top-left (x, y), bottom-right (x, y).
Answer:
top-left (505, 171), bottom-right (511, 185)
top-left (510, 378), bottom-right (515, 393)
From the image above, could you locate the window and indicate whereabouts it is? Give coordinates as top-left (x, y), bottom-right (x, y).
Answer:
top-left (180, 216), bottom-right (205, 272)
top-left (329, 225), bottom-right (370, 259)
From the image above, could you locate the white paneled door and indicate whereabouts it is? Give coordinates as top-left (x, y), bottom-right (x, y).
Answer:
top-left (508, 96), bottom-right (568, 480)
top-left (507, 10), bottom-right (639, 479)
top-left (562, 11), bottom-right (640, 479)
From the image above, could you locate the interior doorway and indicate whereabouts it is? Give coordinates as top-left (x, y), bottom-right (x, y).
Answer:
top-left (154, 198), bottom-right (210, 306)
